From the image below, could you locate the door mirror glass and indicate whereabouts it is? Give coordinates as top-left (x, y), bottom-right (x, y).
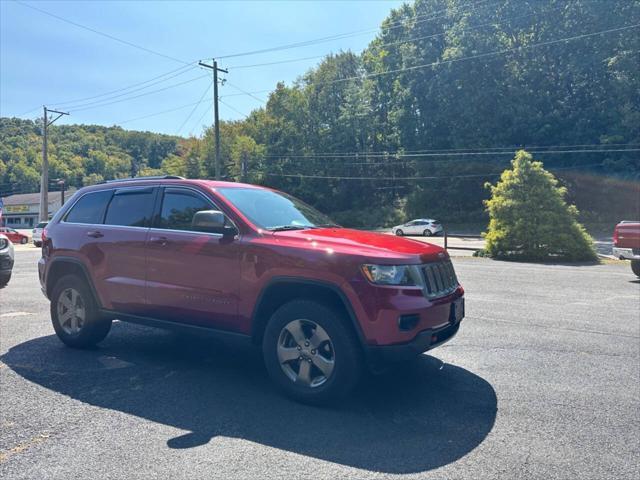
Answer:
top-left (192, 210), bottom-right (237, 236)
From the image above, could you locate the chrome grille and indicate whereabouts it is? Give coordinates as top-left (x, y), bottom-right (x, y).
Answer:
top-left (421, 260), bottom-right (459, 299)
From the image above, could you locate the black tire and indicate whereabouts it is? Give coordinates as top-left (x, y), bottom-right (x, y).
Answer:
top-left (0, 273), bottom-right (10, 288)
top-left (632, 260), bottom-right (640, 278)
top-left (262, 299), bottom-right (363, 405)
top-left (34, 241), bottom-right (42, 248)
top-left (395, 229), bottom-right (404, 236)
top-left (50, 274), bottom-right (111, 348)
top-left (423, 229), bottom-right (432, 237)
top-left (20, 237), bottom-right (28, 244)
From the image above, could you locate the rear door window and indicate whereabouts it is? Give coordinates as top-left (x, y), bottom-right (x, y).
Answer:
top-left (104, 188), bottom-right (155, 227)
top-left (65, 190), bottom-right (113, 224)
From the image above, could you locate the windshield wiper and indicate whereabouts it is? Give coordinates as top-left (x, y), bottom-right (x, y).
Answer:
top-left (267, 225), bottom-right (310, 232)
top-left (314, 223), bottom-right (341, 228)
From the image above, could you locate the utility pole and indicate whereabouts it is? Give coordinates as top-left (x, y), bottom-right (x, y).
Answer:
top-left (198, 59), bottom-right (227, 180)
top-left (40, 107), bottom-right (68, 222)
top-left (241, 150), bottom-right (248, 183)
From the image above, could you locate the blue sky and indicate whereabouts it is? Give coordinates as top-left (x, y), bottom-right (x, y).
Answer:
top-left (0, 0), bottom-right (405, 136)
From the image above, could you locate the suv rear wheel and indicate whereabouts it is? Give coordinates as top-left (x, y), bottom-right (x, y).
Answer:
top-left (51, 274), bottom-right (112, 348)
top-left (262, 299), bottom-right (362, 404)
top-left (632, 260), bottom-right (640, 277)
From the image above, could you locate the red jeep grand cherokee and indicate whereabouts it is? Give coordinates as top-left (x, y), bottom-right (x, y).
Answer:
top-left (39, 176), bottom-right (464, 403)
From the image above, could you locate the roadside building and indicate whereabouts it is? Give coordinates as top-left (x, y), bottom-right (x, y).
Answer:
top-left (0, 189), bottom-right (76, 228)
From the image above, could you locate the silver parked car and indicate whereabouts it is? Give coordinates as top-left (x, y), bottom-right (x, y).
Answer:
top-left (392, 218), bottom-right (443, 237)
top-left (0, 234), bottom-right (14, 287)
top-left (32, 221), bottom-right (48, 247)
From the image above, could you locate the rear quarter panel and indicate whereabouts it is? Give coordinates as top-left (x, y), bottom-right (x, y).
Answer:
top-left (616, 222), bottom-right (640, 248)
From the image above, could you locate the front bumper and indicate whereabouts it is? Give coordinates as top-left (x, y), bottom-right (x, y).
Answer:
top-left (364, 320), bottom-right (462, 370)
top-left (612, 247), bottom-right (640, 261)
top-left (363, 297), bottom-right (464, 370)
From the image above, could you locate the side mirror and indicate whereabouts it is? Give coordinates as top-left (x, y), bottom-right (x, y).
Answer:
top-left (192, 210), bottom-right (238, 237)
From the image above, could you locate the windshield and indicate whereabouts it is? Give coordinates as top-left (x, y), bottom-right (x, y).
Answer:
top-left (217, 187), bottom-right (337, 231)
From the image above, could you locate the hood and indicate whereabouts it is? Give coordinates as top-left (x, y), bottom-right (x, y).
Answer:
top-left (269, 228), bottom-right (446, 263)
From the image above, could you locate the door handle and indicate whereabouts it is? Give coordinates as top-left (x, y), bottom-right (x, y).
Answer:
top-left (87, 230), bottom-right (104, 238)
top-left (149, 236), bottom-right (169, 246)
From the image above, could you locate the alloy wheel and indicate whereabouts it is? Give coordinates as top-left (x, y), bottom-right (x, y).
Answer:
top-left (277, 319), bottom-right (335, 388)
top-left (57, 288), bottom-right (86, 335)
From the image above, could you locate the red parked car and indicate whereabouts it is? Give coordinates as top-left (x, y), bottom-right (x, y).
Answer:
top-left (0, 227), bottom-right (29, 245)
top-left (38, 176), bottom-right (465, 403)
top-left (613, 221), bottom-right (640, 277)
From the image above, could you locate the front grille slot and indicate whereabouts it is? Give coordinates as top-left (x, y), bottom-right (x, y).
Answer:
top-left (421, 260), bottom-right (459, 299)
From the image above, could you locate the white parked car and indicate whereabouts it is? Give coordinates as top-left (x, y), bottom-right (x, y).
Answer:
top-left (0, 234), bottom-right (14, 287)
top-left (392, 218), bottom-right (443, 237)
top-left (32, 221), bottom-right (48, 247)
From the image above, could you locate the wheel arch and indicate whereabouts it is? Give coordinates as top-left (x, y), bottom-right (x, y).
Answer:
top-left (46, 257), bottom-right (102, 308)
top-left (250, 277), bottom-right (365, 347)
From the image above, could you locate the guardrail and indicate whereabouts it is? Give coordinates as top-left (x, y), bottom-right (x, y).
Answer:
top-left (443, 230), bottom-right (483, 251)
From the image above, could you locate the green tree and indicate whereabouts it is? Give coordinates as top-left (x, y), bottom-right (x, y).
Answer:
top-left (230, 135), bottom-right (265, 183)
top-left (185, 140), bottom-right (203, 178)
top-left (483, 150), bottom-right (597, 261)
top-left (161, 154), bottom-right (187, 177)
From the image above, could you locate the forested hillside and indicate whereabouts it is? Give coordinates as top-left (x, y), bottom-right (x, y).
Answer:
top-left (1, 0), bottom-right (638, 227)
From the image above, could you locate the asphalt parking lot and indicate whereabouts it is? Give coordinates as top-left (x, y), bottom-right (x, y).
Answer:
top-left (0, 249), bottom-right (638, 479)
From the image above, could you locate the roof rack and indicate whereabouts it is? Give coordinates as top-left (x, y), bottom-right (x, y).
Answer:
top-left (99, 175), bottom-right (185, 184)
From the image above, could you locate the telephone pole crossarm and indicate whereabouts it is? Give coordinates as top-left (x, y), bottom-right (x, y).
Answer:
top-left (46, 109), bottom-right (68, 126)
top-left (198, 60), bottom-right (227, 180)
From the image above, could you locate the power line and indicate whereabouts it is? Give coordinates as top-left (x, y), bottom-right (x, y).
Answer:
top-left (117, 98), bottom-right (212, 125)
top-left (261, 146), bottom-right (640, 159)
top-left (338, 150), bottom-right (640, 166)
top-left (70, 74), bottom-right (209, 112)
top-left (14, 0), bottom-right (188, 64)
top-left (229, 54), bottom-right (328, 70)
top-left (223, 23), bottom-right (638, 99)
top-left (188, 104), bottom-right (213, 137)
top-left (16, 62), bottom-right (195, 116)
top-left (215, 0), bottom-right (494, 60)
top-left (228, 8), bottom-right (544, 71)
top-left (320, 23), bottom-right (640, 87)
top-left (177, 83), bottom-right (212, 134)
top-left (13, 0), bottom-right (491, 115)
top-left (264, 162), bottom-right (606, 181)
top-left (51, 64), bottom-right (197, 109)
top-left (225, 82), bottom-right (266, 103)
top-left (219, 99), bottom-right (248, 118)
top-left (60, 65), bottom-right (199, 111)
top-left (223, 89), bottom-right (273, 98)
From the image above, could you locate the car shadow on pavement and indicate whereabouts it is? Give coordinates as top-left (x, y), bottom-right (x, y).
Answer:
top-left (2, 322), bottom-right (497, 474)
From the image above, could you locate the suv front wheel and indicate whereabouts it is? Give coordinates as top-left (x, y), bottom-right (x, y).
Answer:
top-left (262, 299), bottom-right (362, 404)
top-left (51, 274), bottom-right (112, 348)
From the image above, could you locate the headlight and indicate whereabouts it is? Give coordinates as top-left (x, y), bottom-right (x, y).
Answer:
top-left (361, 264), bottom-right (423, 286)
top-left (0, 238), bottom-right (7, 250)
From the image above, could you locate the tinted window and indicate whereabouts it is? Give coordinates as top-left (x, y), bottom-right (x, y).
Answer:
top-left (36, 222), bottom-right (48, 228)
top-left (158, 189), bottom-right (213, 231)
top-left (104, 189), bottom-right (154, 227)
top-left (65, 190), bottom-right (112, 224)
